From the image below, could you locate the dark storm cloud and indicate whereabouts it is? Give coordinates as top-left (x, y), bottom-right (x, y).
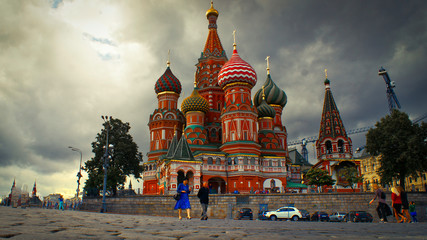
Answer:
top-left (1, 0), bottom-right (426, 196)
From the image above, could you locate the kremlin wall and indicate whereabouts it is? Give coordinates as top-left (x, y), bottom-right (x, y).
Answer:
top-left (81, 192), bottom-right (427, 222)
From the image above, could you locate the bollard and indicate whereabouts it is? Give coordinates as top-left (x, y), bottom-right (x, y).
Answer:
top-left (228, 204), bottom-right (233, 219)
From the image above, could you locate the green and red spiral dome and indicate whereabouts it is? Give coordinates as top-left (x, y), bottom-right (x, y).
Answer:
top-left (218, 48), bottom-right (257, 89)
top-left (257, 98), bottom-right (276, 118)
top-left (155, 67), bottom-right (182, 94)
top-left (253, 74), bottom-right (287, 108)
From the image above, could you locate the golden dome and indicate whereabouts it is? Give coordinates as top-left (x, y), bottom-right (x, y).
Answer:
top-left (206, 1), bottom-right (218, 18)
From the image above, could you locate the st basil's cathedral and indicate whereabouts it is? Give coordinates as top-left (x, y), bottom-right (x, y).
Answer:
top-left (142, 3), bottom-right (361, 194)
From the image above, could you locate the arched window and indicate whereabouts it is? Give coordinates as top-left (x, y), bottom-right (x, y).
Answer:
top-left (227, 158), bottom-right (232, 165)
top-left (250, 157), bottom-right (255, 165)
top-left (243, 157), bottom-right (248, 165)
top-left (211, 128), bottom-right (216, 138)
top-left (234, 157), bottom-right (238, 165)
top-left (207, 157), bottom-right (213, 165)
top-left (216, 158), bottom-right (221, 165)
top-left (325, 141), bottom-right (332, 154)
top-left (338, 140), bottom-right (344, 153)
top-left (269, 160), bottom-right (273, 167)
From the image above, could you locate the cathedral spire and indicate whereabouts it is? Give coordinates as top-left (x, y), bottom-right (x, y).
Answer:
top-left (316, 71), bottom-right (352, 159)
top-left (201, 1), bottom-right (225, 59)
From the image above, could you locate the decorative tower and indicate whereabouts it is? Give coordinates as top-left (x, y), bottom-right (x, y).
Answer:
top-left (144, 54), bottom-right (185, 194)
top-left (218, 31), bottom-right (260, 155)
top-left (316, 70), bottom-right (353, 160)
top-left (147, 53), bottom-right (185, 162)
top-left (181, 75), bottom-right (210, 145)
top-left (195, 1), bottom-right (228, 144)
top-left (32, 180), bottom-right (37, 198)
top-left (253, 56), bottom-right (288, 153)
top-left (313, 70), bottom-right (360, 192)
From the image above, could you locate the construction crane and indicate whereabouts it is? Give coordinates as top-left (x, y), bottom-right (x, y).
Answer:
top-left (378, 67), bottom-right (401, 113)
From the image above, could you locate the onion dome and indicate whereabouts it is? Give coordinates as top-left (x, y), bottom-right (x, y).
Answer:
top-left (206, 1), bottom-right (219, 18)
top-left (324, 69), bottom-right (331, 88)
top-left (154, 66), bottom-right (182, 94)
top-left (254, 73), bottom-right (287, 107)
top-left (181, 85), bottom-right (209, 114)
top-left (257, 98), bottom-right (276, 118)
top-left (218, 48), bottom-right (257, 89)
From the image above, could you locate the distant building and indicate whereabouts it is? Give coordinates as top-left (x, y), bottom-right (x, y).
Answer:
top-left (359, 152), bottom-right (427, 192)
top-left (287, 148), bottom-right (311, 192)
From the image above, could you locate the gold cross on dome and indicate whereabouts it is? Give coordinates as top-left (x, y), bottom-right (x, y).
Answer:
top-left (325, 69), bottom-right (328, 79)
top-left (266, 56), bottom-right (270, 74)
top-left (167, 49), bottom-right (171, 67)
top-left (233, 30), bottom-right (236, 49)
top-left (262, 86), bottom-right (266, 100)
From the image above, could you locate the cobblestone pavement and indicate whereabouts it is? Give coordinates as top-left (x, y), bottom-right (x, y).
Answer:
top-left (1, 207), bottom-right (426, 239)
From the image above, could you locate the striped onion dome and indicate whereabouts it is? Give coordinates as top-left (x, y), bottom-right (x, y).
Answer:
top-left (154, 67), bottom-right (182, 94)
top-left (253, 74), bottom-right (287, 107)
top-left (257, 98), bottom-right (276, 118)
top-left (181, 86), bottom-right (209, 114)
top-left (218, 48), bottom-right (257, 89)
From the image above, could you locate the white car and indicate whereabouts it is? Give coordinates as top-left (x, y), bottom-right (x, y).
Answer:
top-left (264, 207), bottom-right (302, 221)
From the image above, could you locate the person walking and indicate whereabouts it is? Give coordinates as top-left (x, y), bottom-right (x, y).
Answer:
top-left (369, 184), bottom-right (388, 222)
top-left (409, 201), bottom-right (418, 223)
top-left (398, 186), bottom-right (411, 223)
top-left (197, 182), bottom-right (210, 220)
top-left (391, 186), bottom-right (405, 223)
top-left (58, 195), bottom-right (65, 211)
top-left (174, 179), bottom-right (192, 220)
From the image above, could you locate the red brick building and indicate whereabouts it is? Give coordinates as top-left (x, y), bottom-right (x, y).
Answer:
top-left (143, 3), bottom-right (289, 195)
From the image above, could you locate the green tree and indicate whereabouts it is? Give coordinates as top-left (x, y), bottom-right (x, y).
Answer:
top-left (305, 168), bottom-right (336, 192)
top-left (83, 117), bottom-right (143, 196)
top-left (339, 166), bottom-right (363, 192)
top-left (366, 110), bottom-right (427, 189)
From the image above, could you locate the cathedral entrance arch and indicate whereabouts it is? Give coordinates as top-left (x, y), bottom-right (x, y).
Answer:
top-left (208, 177), bottom-right (226, 194)
top-left (334, 161), bottom-right (357, 187)
top-left (186, 171), bottom-right (194, 187)
top-left (177, 170), bottom-right (185, 185)
top-left (263, 178), bottom-right (282, 193)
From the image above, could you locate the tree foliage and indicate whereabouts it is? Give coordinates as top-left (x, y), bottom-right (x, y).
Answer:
top-left (339, 166), bottom-right (363, 192)
top-left (366, 110), bottom-right (427, 189)
top-left (305, 168), bottom-right (336, 192)
top-left (83, 118), bottom-right (143, 196)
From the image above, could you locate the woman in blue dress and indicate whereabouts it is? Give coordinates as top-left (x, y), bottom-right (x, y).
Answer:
top-left (174, 179), bottom-right (192, 219)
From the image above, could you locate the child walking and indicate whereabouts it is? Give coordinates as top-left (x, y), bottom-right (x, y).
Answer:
top-left (409, 201), bottom-right (418, 223)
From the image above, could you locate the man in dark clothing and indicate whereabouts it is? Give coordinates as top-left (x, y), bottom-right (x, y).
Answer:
top-left (197, 182), bottom-right (209, 220)
top-left (369, 184), bottom-right (388, 222)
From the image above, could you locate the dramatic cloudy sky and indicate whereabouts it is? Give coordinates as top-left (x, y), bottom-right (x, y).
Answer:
top-left (1, 0), bottom-right (426, 198)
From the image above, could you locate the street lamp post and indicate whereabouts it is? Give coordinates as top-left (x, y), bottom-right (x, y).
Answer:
top-left (100, 115), bottom-right (113, 213)
top-left (69, 146), bottom-right (83, 199)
